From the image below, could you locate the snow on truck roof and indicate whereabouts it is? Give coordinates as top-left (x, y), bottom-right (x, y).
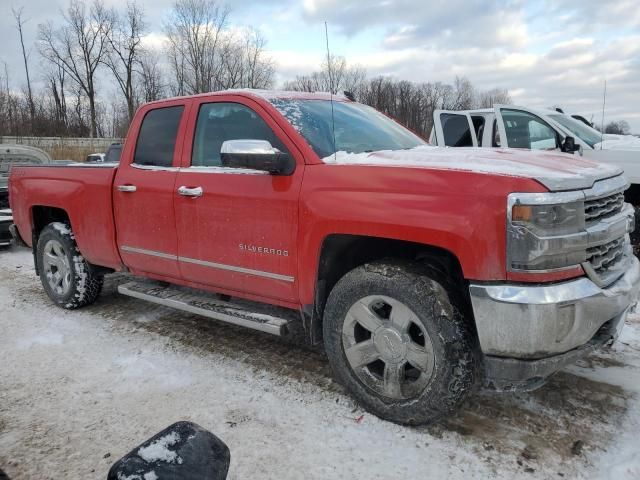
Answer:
top-left (144, 89), bottom-right (350, 106)
top-left (455, 106), bottom-right (562, 116)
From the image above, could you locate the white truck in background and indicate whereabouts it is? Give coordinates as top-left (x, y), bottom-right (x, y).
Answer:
top-left (430, 105), bottom-right (640, 205)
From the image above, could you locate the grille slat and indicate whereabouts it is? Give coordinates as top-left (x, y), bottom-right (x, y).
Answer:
top-left (585, 192), bottom-right (624, 223)
top-left (587, 237), bottom-right (626, 274)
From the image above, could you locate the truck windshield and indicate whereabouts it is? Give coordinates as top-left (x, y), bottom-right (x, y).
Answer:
top-left (548, 114), bottom-right (602, 148)
top-left (270, 99), bottom-right (425, 159)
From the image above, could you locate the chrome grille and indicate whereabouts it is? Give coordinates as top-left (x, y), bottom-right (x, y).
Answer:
top-left (587, 237), bottom-right (626, 273)
top-left (584, 192), bottom-right (624, 223)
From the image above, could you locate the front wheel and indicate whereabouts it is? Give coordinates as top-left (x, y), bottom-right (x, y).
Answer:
top-left (36, 222), bottom-right (103, 309)
top-left (323, 260), bottom-right (478, 425)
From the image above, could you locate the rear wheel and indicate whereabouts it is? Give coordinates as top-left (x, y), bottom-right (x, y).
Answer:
top-left (323, 260), bottom-right (478, 425)
top-left (37, 222), bottom-right (103, 309)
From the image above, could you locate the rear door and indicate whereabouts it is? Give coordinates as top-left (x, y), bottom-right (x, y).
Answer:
top-left (113, 100), bottom-right (190, 279)
top-left (433, 110), bottom-right (478, 147)
top-left (173, 95), bottom-right (304, 303)
top-left (494, 106), bottom-right (560, 151)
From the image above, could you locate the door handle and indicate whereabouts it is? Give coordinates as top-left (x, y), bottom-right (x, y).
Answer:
top-left (117, 185), bottom-right (137, 192)
top-left (178, 186), bottom-right (203, 197)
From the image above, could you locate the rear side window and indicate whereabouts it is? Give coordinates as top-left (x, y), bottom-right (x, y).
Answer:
top-left (440, 113), bottom-right (473, 147)
top-left (134, 106), bottom-right (184, 167)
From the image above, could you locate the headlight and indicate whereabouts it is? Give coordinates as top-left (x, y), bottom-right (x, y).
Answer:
top-left (507, 192), bottom-right (587, 272)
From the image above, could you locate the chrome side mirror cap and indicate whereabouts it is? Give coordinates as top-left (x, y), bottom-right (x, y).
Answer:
top-left (220, 139), bottom-right (295, 175)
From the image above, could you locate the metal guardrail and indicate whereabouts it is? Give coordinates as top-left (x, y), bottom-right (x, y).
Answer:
top-left (0, 136), bottom-right (122, 149)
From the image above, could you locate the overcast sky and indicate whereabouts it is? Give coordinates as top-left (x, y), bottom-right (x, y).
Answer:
top-left (1, 0), bottom-right (639, 131)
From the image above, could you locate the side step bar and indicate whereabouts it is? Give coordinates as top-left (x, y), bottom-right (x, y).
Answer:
top-left (118, 280), bottom-right (293, 336)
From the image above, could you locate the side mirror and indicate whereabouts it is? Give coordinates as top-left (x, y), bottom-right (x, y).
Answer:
top-left (108, 421), bottom-right (230, 480)
top-left (221, 139), bottom-right (295, 175)
top-left (561, 135), bottom-right (580, 153)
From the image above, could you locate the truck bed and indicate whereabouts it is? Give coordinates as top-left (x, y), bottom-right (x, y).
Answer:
top-left (10, 163), bottom-right (122, 270)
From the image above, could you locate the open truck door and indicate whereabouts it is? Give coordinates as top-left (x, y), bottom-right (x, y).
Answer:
top-left (493, 105), bottom-right (561, 151)
top-left (433, 110), bottom-right (478, 147)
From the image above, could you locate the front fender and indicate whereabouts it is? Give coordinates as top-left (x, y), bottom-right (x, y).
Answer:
top-left (296, 164), bottom-right (547, 305)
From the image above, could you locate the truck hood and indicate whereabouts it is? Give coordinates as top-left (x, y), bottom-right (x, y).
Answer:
top-left (594, 134), bottom-right (640, 151)
top-left (322, 145), bottom-right (623, 191)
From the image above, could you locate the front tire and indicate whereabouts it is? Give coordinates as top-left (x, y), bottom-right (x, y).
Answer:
top-left (36, 222), bottom-right (103, 309)
top-left (323, 260), bottom-right (478, 425)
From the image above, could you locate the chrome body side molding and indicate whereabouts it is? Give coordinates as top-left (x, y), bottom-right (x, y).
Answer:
top-left (120, 245), bottom-right (294, 282)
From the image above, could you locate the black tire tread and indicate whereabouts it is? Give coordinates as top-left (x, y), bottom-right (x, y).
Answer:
top-left (323, 259), bottom-right (479, 425)
top-left (36, 222), bottom-right (103, 309)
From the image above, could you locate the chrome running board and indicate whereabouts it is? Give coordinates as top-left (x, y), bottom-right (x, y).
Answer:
top-left (118, 279), bottom-right (294, 336)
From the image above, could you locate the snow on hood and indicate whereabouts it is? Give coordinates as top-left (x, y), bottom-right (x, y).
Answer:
top-left (322, 145), bottom-right (623, 191)
top-left (594, 134), bottom-right (640, 151)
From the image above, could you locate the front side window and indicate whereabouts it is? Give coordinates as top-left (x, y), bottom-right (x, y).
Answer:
top-left (270, 99), bottom-right (425, 159)
top-left (192, 103), bottom-right (288, 167)
top-left (501, 109), bottom-right (557, 150)
top-left (134, 106), bottom-right (184, 167)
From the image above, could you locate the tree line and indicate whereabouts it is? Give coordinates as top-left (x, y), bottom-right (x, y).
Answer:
top-left (1, 0), bottom-right (275, 138)
top-left (284, 60), bottom-right (512, 138)
top-left (0, 0), bottom-right (514, 141)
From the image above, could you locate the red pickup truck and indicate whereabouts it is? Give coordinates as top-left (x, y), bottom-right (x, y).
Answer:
top-left (9, 90), bottom-right (639, 425)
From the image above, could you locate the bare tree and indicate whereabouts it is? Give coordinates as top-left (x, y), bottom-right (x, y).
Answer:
top-left (45, 60), bottom-right (69, 132)
top-left (12, 7), bottom-right (36, 126)
top-left (217, 27), bottom-right (275, 89)
top-left (105, 1), bottom-right (146, 122)
top-left (605, 120), bottom-right (631, 135)
top-left (284, 55), bottom-right (365, 94)
top-left (242, 28), bottom-right (274, 89)
top-left (139, 49), bottom-right (165, 102)
top-left (165, 0), bottom-right (230, 94)
top-left (38, 0), bottom-right (113, 137)
top-left (451, 76), bottom-right (475, 110)
top-left (477, 88), bottom-right (512, 108)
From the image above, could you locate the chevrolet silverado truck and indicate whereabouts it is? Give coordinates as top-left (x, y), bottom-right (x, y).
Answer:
top-left (9, 90), bottom-right (640, 425)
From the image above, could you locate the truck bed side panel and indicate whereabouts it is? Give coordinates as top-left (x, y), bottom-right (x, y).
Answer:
top-left (10, 165), bottom-right (122, 270)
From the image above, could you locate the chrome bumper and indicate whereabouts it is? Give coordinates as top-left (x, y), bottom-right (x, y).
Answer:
top-left (469, 255), bottom-right (640, 359)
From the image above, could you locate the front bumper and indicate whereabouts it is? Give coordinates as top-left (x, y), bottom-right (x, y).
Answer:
top-left (470, 256), bottom-right (640, 390)
top-left (482, 311), bottom-right (626, 391)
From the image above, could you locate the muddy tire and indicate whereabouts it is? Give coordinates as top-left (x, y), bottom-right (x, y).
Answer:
top-left (36, 222), bottom-right (103, 309)
top-left (323, 260), bottom-right (478, 425)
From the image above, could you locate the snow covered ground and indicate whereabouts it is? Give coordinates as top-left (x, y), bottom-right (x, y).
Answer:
top-left (1, 245), bottom-right (639, 479)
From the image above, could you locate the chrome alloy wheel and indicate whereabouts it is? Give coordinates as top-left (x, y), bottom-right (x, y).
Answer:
top-left (42, 239), bottom-right (72, 296)
top-left (342, 295), bottom-right (436, 400)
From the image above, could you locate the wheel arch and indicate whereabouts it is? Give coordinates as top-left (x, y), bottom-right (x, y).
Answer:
top-left (306, 234), bottom-right (472, 345)
top-left (31, 206), bottom-right (71, 275)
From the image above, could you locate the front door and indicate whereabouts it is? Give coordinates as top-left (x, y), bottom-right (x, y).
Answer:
top-left (113, 101), bottom-right (189, 279)
top-left (494, 106), bottom-right (559, 151)
top-left (174, 96), bottom-right (304, 303)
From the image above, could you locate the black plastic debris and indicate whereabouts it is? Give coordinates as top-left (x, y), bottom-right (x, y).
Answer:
top-left (107, 421), bottom-right (230, 480)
